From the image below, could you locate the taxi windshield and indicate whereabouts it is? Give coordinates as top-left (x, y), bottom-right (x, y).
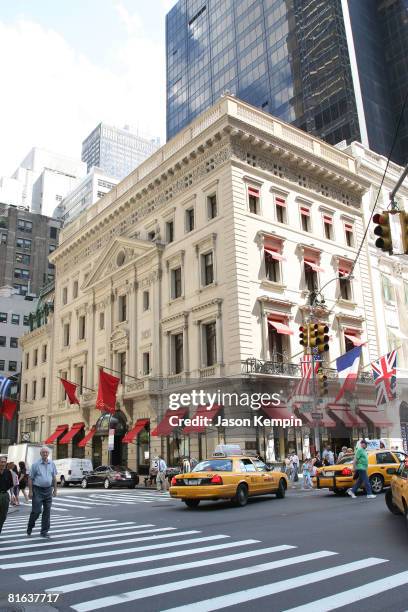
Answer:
top-left (192, 459), bottom-right (233, 472)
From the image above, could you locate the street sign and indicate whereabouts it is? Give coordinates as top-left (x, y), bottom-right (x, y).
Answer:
top-left (311, 412), bottom-right (323, 420)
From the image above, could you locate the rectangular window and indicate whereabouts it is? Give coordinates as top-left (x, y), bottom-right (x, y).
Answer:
top-left (16, 238), bottom-right (31, 250)
top-left (32, 379), bottom-right (37, 400)
top-left (248, 187), bottom-right (260, 214)
top-left (381, 274), bottom-right (394, 302)
top-left (9, 361), bottom-right (17, 372)
top-left (25, 352), bottom-right (29, 369)
top-left (23, 382), bottom-right (27, 400)
top-left (0, 313), bottom-right (7, 323)
top-left (275, 196), bottom-right (287, 223)
top-left (73, 280), bottom-right (79, 299)
top-left (118, 295), bottom-right (127, 322)
top-left (41, 377), bottom-right (46, 398)
top-left (172, 333), bottom-right (184, 374)
top-left (10, 337), bottom-right (18, 348)
top-left (142, 352), bottom-right (150, 375)
top-left (49, 244), bottom-right (56, 254)
top-left (0, 336), bottom-right (5, 347)
top-left (63, 323), bottom-right (70, 346)
top-left (165, 220), bottom-right (174, 243)
top-left (78, 315), bottom-right (86, 340)
top-left (323, 214), bottom-right (333, 240)
top-left (0, 232), bottom-right (7, 244)
top-left (202, 252), bottom-right (214, 286)
top-left (0, 360), bottom-right (4, 371)
top-left (207, 194), bottom-right (217, 219)
top-left (304, 262), bottom-right (318, 292)
top-left (204, 322), bottom-right (217, 366)
top-left (11, 314), bottom-right (20, 325)
top-left (42, 344), bottom-right (47, 362)
top-left (344, 222), bottom-right (354, 247)
top-left (300, 207), bottom-right (311, 232)
top-left (143, 290), bottom-right (150, 311)
top-left (339, 277), bottom-right (352, 300)
top-left (15, 252), bottom-right (30, 265)
top-left (50, 226), bottom-right (58, 240)
top-left (61, 370), bottom-right (68, 399)
top-left (17, 219), bottom-right (32, 233)
top-left (264, 250), bottom-right (281, 283)
top-left (62, 287), bottom-right (68, 305)
top-left (185, 207), bottom-right (195, 232)
top-left (171, 267), bottom-right (182, 299)
top-left (99, 311), bottom-right (105, 330)
top-left (13, 284), bottom-right (28, 296)
top-left (118, 352), bottom-right (126, 384)
top-left (33, 349), bottom-right (38, 366)
top-left (23, 315), bottom-right (29, 326)
top-left (268, 325), bottom-right (284, 362)
top-left (14, 268), bottom-right (30, 279)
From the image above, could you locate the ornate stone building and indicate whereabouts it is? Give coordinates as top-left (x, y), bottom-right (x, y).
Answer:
top-left (18, 96), bottom-right (401, 470)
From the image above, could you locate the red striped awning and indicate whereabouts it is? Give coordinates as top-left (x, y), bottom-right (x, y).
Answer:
top-left (323, 215), bottom-right (333, 224)
top-left (77, 426), bottom-right (96, 448)
top-left (358, 407), bottom-right (392, 427)
top-left (44, 424), bottom-right (69, 445)
top-left (300, 206), bottom-right (310, 216)
top-left (268, 320), bottom-right (293, 335)
top-left (344, 223), bottom-right (353, 231)
top-left (319, 411), bottom-right (336, 428)
top-left (261, 404), bottom-right (294, 421)
top-left (329, 408), bottom-right (366, 428)
top-left (248, 186), bottom-right (260, 197)
top-left (151, 408), bottom-right (188, 437)
top-left (344, 333), bottom-right (366, 347)
top-left (305, 260), bottom-right (325, 273)
top-left (264, 248), bottom-right (287, 261)
top-left (122, 419), bottom-right (150, 444)
top-left (183, 405), bottom-right (222, 433)
top-left (275, 196), bottom-right (287, 207)
top-left (59, 422), bottom-right (85, 444)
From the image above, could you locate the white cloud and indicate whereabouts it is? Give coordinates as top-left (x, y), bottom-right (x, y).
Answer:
top-left (0, 15), bottom-right (166, 177)
top-left (114, 1), bottom-right (143, 35)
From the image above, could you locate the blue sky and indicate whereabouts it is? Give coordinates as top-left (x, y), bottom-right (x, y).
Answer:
top-left (0, 0), bottom-right (178, 176)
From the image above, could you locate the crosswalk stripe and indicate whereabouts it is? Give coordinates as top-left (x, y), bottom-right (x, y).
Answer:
top-left (0, 530), bottom-right (202, 568)
top-left (0, 527), bottom-right (178, 560)
top-left (72, 550), bottom-right (339, 611)
top-left (0, 525), bottom-right (154, 550)
top-left (160, 557), bottom-right (388, 612)
top-left (21, 535), bottom-right (234, 580)
top-left (50, 506), bottom-right (69, 511)
top-left (53, 497), bottom-right (112, 506)
top-left (283, 570), bottom-right (408, 612)
top-left (50, 545), bottom-right (297, 594)
top-left (50, 501), bottom-right (96, 509)
top-left (1, 519), bottom-right (119, 533)
top-left (3, 515), bottom-right (85, 524)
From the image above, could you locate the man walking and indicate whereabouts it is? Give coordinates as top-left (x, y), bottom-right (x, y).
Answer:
top-left (0, 456), bottom-right (13, 535)
top-left (27, 447), bottom-right (57, 538)
top-left (156, 456), bottom-right (167, 491)
top-left (348, 439), bottom-right (376, 499)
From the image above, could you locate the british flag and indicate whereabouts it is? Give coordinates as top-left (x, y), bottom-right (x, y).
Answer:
top-left (371, 350), bottom-right (397, 406)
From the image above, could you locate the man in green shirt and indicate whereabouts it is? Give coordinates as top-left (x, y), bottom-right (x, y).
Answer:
top-left (347, 439), bottom-right (376, 499)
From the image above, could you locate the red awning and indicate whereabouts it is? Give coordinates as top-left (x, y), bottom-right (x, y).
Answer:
top-left (358, 407), bottom-right (392, 427)
top-left (344, 222), bottom-right (353, 231)
top-left (59, 422), bottom-right (85, 444)
top-left (268, 320), bottom-right (293, 335)
top-left (275, 196), bottom-right (287, 207)
top-left (319, 411), bottom-right (336, 428)
top-left (183, 405), bottom-right (222, 433)
top-left (344, 333), bottom-right (366, 347)
top-left (305, 260), bottom-right (325, 273)
top-left (261, 404), bottom-right (294, 421)
top-left (151, 408), bottom-right (188, 437)
top-left (77, 426), bottom-right (96, 448)
top-left (264, 248), bottom-right (287, 262)
top-left (122, 419), bottom-right (150, 444)
top-left (323, 215), bottom-right (333, 224)
top-left (248, 186), bottom-right (259, 197)
top-left (300, 206), bottom-right (310, 216)
top-left (44, 424), bottom-right (69, 445)
top-left (329, 408), bottom-right (365, 428)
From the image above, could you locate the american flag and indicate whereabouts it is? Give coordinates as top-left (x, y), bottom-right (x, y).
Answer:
top-left (371, 350), bottom-right (397, 406)
top-left (289, 355), bottom-right (319, 404)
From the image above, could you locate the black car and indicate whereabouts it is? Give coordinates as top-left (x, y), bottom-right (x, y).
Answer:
top-left (80, 465), bottom-right (139, 489)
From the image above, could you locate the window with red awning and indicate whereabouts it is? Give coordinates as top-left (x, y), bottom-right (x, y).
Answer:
top-left (77, 426), bottom-right (96, 448)
top-left (122, 419), bottom-right (150, 444)
top-left (58, 422), bottom-right (85, 444)
top-left (358, 406), bottom-right (392, 427)
top-left (151, 408), bottom-right (188, 437)
top-left (44, 424), bottom-right (69, 445)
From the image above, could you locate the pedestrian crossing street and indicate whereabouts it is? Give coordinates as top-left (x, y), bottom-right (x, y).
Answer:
top-left (2, 513), bottom-right (408, 611)
top-left (50, 489), bottom-right (175, 512)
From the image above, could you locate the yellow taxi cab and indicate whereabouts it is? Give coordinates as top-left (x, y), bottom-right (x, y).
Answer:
top-left (169, 445), bottom-right (288, 509)
top-left (314, 449), bottom-right (405, 496)
top-left (385, 458), bottom-right (408, 518)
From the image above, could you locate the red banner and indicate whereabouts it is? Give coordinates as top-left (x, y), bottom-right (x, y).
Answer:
top-left (96, 370), bottom-right (120, 414)
top-left (60, 379), bottom-right (80, 405)
top-left (0, 399), bottom-right (17, 422)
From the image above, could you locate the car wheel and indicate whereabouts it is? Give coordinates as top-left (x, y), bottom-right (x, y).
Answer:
top-left (333, 488), bottom-right (347, 496)
top-left (234, 483), bottom-right (248, 507)
top-left (385, 489), bottom-right (401, 515)
top-left (104, 478), bottom-right (111, 489)
top-left (369, 474), bottom-right (384, 494)
top-left (81, 478), bottom-right (88, 489)
top-left (184, 499), bottom-right (200, 508)
top-left (276, 479), bottom-right (286, 499)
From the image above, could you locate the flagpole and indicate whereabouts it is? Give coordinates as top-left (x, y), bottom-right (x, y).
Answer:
top-left (102, 366), bottom-right (139, 382)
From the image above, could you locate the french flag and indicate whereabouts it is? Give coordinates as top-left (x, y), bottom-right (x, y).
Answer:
top-left (334, 346), bottom-right (362, 403)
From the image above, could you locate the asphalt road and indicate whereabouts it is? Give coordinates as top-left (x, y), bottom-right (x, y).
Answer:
top-left (1, 486), bottom-right (408, 612)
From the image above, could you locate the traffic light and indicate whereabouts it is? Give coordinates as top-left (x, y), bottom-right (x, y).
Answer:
top-left (299, 325), bottom-right (309, 349)
top-left (373, 211), bottom-right (392, 253)
top-left (309, 323), bottom-right (330, 353)
top-left (400, 212), bottom-right (408, 255)
top-left (317, 368), bottom-right (328, 397)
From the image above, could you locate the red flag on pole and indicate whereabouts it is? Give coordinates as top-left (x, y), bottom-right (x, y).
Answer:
top-left (60, 379), bottom-right (80, 405)
top-left (0, 399), bottom-right (17, 422)
top-left (96, 370), bottom-right (120, 414)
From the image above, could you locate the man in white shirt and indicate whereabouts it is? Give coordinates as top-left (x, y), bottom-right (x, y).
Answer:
top-left (156, 456), bottom-right (167, 491)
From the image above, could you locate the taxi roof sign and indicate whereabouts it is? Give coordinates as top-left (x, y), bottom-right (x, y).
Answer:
top-left (212, 444), bottom-right (243, 457)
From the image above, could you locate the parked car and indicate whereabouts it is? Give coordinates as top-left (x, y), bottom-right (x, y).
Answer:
top-left (385, 458), bottom-right (408, 519)
top-left (80, 465), bottom-right (139, 489)
top-left (54, 458), bottom-right (93, 487)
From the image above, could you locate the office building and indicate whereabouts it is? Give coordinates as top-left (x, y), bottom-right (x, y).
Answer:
top-left (54, 167), bottom-right (119, 226)
top-left (166, 0), bottom-right (408, 164)
top-left (0, 204), bottom-right (60, 296)
top-left (81, 123), bottom-right (160, 180)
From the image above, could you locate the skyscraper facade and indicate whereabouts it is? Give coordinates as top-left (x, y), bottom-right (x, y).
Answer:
top-left (81, 123), bottom-right (160, 180)
top-left (166, 0), bottom-right (408, 164)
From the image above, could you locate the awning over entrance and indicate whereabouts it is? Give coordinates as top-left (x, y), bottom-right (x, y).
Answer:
top-left (122, 419), bottom-right (150, 443)
top-left (359, 406), bottom-right (392, 427)
top-left (151, 408), bottom-right (188, 437)
top-left (59, 422), bottom-right (85, 444)
top-left (44, 424), bottom-right (69, 445)
top-left (261, 404), bottom-right (294, 421)
top-left (329, 408), bottom-right (365, 428)
top-left (183, 405), bottom-right (222, 433)
top-left (77, 426), bottom-right (96, 448)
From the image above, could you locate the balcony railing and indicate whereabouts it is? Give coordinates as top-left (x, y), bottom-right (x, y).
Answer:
top-left (241, 358), bottom-right (373, 383)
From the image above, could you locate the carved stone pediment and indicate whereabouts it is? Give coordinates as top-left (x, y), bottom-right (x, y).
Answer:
top-left (82, 237), bottom-right (156, 290)
top-left (110, 324), bottom-right (129, 351)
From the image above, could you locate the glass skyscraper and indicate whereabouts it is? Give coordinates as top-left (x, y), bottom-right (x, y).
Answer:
top-left (166, 0), bottom-right (408, 164)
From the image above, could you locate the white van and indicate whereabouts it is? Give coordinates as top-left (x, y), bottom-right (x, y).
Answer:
top-left (54, 458), bottom-right (93, 486)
